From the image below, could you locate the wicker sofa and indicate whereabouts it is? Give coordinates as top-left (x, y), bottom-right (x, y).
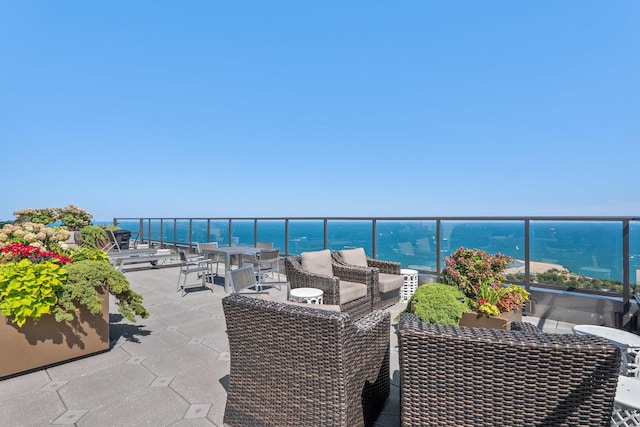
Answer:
top-left (398, 313), bottom-right (621, 427)
top-left (333, 248), bottom-right (403, 310)
top-left (222, 294), bottom-right (391, 427)
top-left (284, 249), bottom-right (374, 320)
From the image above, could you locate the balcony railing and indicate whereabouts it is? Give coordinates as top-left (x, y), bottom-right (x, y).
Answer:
top-left (113, 216), bottom-right (640, 329)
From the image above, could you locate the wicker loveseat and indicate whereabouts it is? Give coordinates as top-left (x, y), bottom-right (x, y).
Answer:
top-left (222, 294), bottom-right (390, 427)
top-left (284, 249), bottom-right (374, 320)
top-left (398, 313), bottom-right (621, 427)
top-left (333, 247), bottom-right (403, 310)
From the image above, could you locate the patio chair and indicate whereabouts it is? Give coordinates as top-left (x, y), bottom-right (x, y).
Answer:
top-left (222, 293), bottom-right (390, 427)
top-left (228, 265), bottom-right (266, 294)
top-left (195, 242), bottom-right (223, 275)
top-left (397, 313), bottom-right (621, 427)
top-left (241, 248), bottom-right (282, 289)
top-left (284, 249), bottom-right (374, 320)
top-left (334, 247), bottom-right (403, 310)
top-left (176, 249), bottom-right (214, 295)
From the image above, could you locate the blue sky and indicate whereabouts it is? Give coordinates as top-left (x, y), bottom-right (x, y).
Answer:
top-left (1, 1), bottom-right (638, 221)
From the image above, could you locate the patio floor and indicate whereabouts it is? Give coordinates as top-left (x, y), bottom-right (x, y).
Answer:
top-left (0, 261), bottom-right (575, 426)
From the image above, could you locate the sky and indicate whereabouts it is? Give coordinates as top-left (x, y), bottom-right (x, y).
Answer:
top-left (1, 1), bottom-right (638, 222)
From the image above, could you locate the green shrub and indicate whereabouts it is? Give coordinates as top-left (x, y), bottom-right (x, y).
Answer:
top-left (67, 246), bottom-right (110, 263)
top-left (403, 283), bottom-right (468, 326)
top-left (63, 260), bottom-right (149, 322)
top-left (79, 226), bottom-right (108, 249)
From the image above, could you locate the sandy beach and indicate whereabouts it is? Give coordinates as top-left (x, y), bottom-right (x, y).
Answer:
top-left (505, 260), bottom-right (568, 275)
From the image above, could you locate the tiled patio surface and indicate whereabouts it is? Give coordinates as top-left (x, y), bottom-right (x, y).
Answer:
top-left (0, 261), bottom-right (575, 426)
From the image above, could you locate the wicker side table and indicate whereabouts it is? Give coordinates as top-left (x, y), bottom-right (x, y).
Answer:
top-left (400, 268), bottom-right (419, 302)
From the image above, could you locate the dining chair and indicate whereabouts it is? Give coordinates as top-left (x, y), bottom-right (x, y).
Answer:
top-left (228, 265), bottom-right (265, 294)
top-left (176, 249), bottom-right (214, 296)
top-left (242, 248), bottom-right (282, 290)
top-left (196, 242), bottom-right (223, 275)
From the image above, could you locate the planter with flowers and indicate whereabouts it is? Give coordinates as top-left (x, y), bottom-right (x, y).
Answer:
top-left (0, 208), bottom-right (148, 378)
top-left (443, 247), bottom-right (529, 330)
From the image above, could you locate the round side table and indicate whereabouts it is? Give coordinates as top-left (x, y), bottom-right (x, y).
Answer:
top-left (290, 287), bottom-right (324, 304)
top-left (400, 268), bottom-right (419, 302)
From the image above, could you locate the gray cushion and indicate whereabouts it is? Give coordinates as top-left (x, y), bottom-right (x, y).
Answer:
top-left (339, 247), bottom-right (368, 267)
top-left (300, 249), bottom-right (333, 277)
top-left (255, 294), bottom-right (341, 311)
top-left (339, 280), bottom-right (367, 304)
top-left (378, 273), bottom-right (403, 293)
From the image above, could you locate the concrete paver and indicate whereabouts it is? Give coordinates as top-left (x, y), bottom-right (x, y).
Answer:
top-left (0, 262), bottom-right (573, 427)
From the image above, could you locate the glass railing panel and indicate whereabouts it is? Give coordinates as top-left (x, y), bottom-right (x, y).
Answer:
top-left (190, 220), bottom-right (210, 244)
top-left (231, 220), bottom-right (254, 246)
top-left (440, 220), bottom-right (525, 261)
top-left (327, 220), bottom-right (373, 254)
top-left (377, 220), bottom-right (438, 270)
top-left (530, 221), bottom-right (623, 294)
top-left (173, 220), bottom-right (191, 245)
top-left (256, 220), bottom-right (285, 251)
top-left (288, 220), bottom-right (324, 255)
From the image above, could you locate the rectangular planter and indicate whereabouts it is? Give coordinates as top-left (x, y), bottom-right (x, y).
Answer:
top-left (0, 286), bottom-right (110, 379)
top-left (458, 310), bottom-right (522, 330)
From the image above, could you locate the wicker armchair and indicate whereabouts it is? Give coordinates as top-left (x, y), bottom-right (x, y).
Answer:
top-left (398, 313), bottom-right (621, 427)
top-left (284, 250), bottom-right (374, 320)
top-left (222, 294), bottom-right (391, 427)
top-left (333, 248), bottom-right (403, 310)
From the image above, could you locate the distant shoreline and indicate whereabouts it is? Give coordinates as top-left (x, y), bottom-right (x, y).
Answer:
top-left (505, 259), bottom-right (568, 275)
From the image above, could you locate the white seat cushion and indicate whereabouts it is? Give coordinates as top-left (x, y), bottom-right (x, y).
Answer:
top-left (338, 248), bottom-right (368, 267)
top-left (300, 249), bottom-right (333, 277)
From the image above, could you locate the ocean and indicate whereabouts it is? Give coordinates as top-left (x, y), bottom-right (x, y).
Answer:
top-left (108, 219), bottom-right (640, 284)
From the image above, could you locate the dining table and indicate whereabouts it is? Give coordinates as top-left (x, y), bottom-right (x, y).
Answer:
top-left (201, 246), bottom-right (264, 293)
top-left (572, 324), bottom-right (640, 377)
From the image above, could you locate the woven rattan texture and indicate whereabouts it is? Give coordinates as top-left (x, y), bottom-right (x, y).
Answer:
top-left (398, 313), bottom-right (621, 427)
top-left (331, 251), bottom-right (403, 311)
top-left (222, 294), bottom-right (390, 426)
top-left (284, 255), bottom-right (372, 320)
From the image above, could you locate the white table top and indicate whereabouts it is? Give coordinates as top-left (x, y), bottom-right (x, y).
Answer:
top-left (401, 268), bottom-right (418, 275)
top-left (572, 325), bottom-right (640, 349)
top-left (290, 287), bottom-right (323, 298)
top-left (615, 376), bottom-right (640, 410)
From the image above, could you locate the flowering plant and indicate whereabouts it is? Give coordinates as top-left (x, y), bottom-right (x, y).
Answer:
top-left (0, 221), bottom-right (70, 252)
top-left (1, 242), bottom-right (74, 265)
top-left (13, 205), bottom-right (93, 230)
top-left (0, 206), bottom-right (148, 326)
top-left (443, 247), bottom-right (529, 317)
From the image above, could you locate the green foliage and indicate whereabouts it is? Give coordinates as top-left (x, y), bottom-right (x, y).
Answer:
top-left (0, 259), bottom-right (67, 327)
top-left (79, 225), bottom-right (108, 249)
top-left (105, 225), bottom-right (120, 231)
top-left (66, 246), bottom-right (110, 262)
top-left (442, 247), bottom-right (512, 292)
top-left (56, 205), bottom-right (93, 230)
top-left (13, 208), bottom-right (58, 225)
top-left (63, 260), bottom-right (149, 322)
top-left (402, 283), bottom-right (468, 326)
top-left (506, 269), bottom-right (624, 293)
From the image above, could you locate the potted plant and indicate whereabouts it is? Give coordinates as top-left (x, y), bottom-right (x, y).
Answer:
top-left (0, 210), bottom-right (148, 378)
top-left (442, 247), bottom-right (529, 329)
